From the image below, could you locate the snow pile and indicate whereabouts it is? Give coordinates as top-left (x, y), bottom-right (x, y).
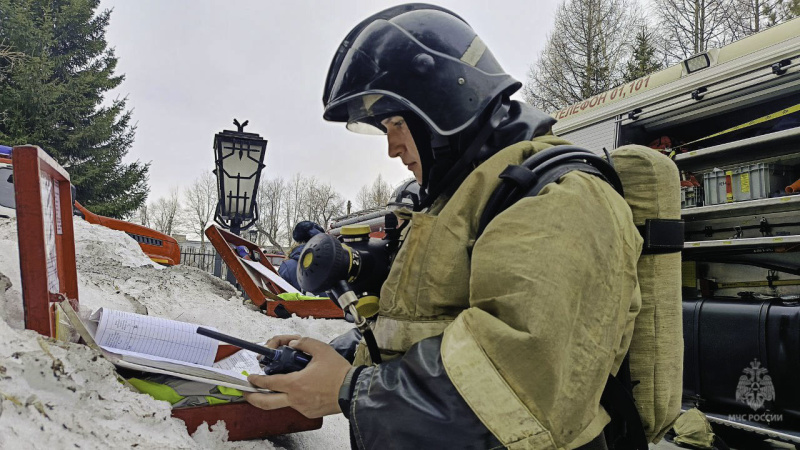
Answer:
top-left (0, 318), bottom-right (197, 449)
top-left (0, 218), bottom-right (24, 329)
top-left (0, 217), bottom-right (353, 449)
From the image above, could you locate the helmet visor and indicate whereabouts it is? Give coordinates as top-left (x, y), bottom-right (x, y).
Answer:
top-left (324, 20), bottom-right (516, 136)
top-left (344, 94), bottom-right (409, 135)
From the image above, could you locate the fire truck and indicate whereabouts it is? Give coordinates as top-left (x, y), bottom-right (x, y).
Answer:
top-left (328, 178), bottom-right (419, 238)
top-left (553, 18), bottom-right (800, 444)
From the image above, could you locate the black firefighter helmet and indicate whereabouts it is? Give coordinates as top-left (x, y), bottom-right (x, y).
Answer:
top-left (322, 4), bottom-right (521, 206)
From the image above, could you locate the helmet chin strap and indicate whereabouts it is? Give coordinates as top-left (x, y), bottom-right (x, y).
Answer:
top-left (414, 98), bottom-right (507, 210)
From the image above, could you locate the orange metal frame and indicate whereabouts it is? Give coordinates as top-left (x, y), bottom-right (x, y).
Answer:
top-left (74, 201), bottom-right (181, 266)
top-left (5, 152), bottom-right (180, 267)
top-left (171, 402), bottom-right (322, 440)
top-left (13, 146), bottom-right (79, 337)
top-left (205, 225), bottom-right (344, 319)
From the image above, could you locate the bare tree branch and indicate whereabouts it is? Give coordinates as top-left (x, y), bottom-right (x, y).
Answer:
top-left (355, 174), bottom-right (392, 211)
top-left (149, 189), bottom-right (181, 236)
top-left (182, 172), bottom-right (216, 250)
top-left (268, 174), bottom-right (347, 249)
top-left (254, 176), bottom-right (287, 252)
top-left (0, 41), bottom-right (24, 82)
top-left (524, 0), bottom-right (640, 112)
top-left (654, 0), bottom-right (737, 63)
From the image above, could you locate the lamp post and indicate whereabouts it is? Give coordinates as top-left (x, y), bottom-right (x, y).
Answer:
top-left (248, 228), bottom-right (258, 244)
top-left (213, 119), bottom-right (268, 236)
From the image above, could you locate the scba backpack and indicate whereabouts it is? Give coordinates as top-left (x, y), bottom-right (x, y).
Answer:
top-left (478, 144), bottom-right (684, 449)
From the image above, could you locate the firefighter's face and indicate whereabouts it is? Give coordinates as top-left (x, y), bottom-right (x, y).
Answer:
top-left (382, 116), bottom-right (422, 184)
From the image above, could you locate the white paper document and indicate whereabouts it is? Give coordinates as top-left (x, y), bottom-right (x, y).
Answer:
top-left (92, 308), bottom-right (218, 366)
top-left (60, 302), bottom-right (269, 393)
top-left (213, 347), bottom-right (265, 377)
top-left (76, 307), bottom-right (271, 392)
top-left (105, 347), bottom-right (249, 382)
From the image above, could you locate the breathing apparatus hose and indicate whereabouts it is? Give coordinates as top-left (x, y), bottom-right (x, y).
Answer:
top-left (361, 329), bottom-right (382, 364)
top-left (330, 281), bottom-right (382, 364)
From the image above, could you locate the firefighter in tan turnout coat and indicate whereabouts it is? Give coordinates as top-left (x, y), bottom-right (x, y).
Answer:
top-left (244, 4), bottom-right (681, 449)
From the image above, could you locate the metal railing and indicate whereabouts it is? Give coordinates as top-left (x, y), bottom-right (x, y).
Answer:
top-left (180, 246), bottom-right (228, 279)
top-left (179, 245), bottom-right (286, 300)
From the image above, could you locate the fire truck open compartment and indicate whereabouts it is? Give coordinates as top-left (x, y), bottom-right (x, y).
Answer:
top-left (614, 53), bottom-right (800, 280)
top-left (554, 18), bottom-right (800, 442)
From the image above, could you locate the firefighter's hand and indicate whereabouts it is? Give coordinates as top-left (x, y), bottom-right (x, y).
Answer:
top-left (265, 334), bottom-right (301, 349)
top-left (244, 337), bottom-right (352, 418)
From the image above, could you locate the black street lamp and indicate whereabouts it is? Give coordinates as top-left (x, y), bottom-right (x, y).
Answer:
top-left (248, 228), bottom-right (258, 244)
top-left (213, 119), bottom-right (268, 236)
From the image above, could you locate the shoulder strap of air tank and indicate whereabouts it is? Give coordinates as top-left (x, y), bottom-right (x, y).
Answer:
top-left (476, 159), bottom-right (607, 239)
top-left (638, 219), bottom-right (684, 254)
top-left (476, 149), bottom-right (684, 255)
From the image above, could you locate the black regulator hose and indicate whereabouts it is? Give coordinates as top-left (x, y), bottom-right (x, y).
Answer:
top-left (330, 281), bottom-right (382, 364)
top-left (361, 328), bottom-right (382, 365)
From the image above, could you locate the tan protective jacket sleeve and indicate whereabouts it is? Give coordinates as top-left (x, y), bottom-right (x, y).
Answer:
top-left (440, 142), bottom-right (643, 449)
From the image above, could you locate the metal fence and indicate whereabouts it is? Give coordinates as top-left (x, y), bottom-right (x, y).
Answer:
top-left (180, 245), bottom-right (285, 299)
top-left (180, 247), bottom-right (228, 279)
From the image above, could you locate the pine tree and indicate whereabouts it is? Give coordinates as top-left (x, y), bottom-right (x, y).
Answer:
top-left (0, 0), bottom-right (148, 218)
top-left (777, 0), bottom-right (800, 19)
top-left (623, 27), bottom-right (664, 83)
top-left (728, 0), bottom-right (796, 38)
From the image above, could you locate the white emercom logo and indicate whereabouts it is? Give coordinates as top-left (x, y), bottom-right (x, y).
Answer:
top-left (735, 359), bottom-right (775, 411)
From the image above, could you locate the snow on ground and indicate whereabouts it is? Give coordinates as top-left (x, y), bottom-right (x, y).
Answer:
top-left (0, 216), bottom-right (354, 449)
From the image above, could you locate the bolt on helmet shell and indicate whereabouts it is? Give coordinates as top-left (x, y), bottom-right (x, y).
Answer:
top-left (322, 4), bottom-right (521, 137)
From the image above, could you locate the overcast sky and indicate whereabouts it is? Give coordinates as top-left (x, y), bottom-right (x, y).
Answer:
top-left (98, 1), bottom-right (562, 205)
